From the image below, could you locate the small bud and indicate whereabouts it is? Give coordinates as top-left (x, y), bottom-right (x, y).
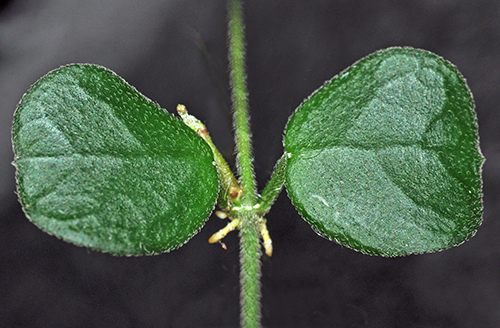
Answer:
top-left (215, 211), bottom-right (228, 219)
top-left (177, 104), bottom-right (187, 115)
top-left (229, 186), bottom-right (242, 199)
top-left (197, 126), bottom-right (208, 139)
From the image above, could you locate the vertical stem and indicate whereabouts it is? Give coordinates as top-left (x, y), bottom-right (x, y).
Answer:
top-left (239, 212), bottom-right (262, 328)
top-left (227, 1), bottom-right (262, 327)
top-left (228, 0), bottom-right (256, 205)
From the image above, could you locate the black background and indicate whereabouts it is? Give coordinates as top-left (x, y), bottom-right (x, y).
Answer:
top-left (1, 1), bottom-right (499, 327)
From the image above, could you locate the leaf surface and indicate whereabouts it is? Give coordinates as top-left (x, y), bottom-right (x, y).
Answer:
top-left (13, 64), bottom-right (219, 255)
top-left (284, 47), bottom-right (483, 256)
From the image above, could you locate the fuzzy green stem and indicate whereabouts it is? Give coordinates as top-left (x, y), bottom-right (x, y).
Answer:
top-left (239, 211), bottom-right (262, 328)
top-left (257, 153), bottom-right (288, 215)
top-left (228, 1), bottom-right (263, 327)
top-left (228, 0), bottom-right (256, 205)
top-left (177, 104), bottom-right (241, 209)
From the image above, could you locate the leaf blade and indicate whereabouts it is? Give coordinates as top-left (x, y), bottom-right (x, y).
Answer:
top-left (13, 64), bottom-right (219, 255)
top-left (284, 47), bottom-right (483, 256)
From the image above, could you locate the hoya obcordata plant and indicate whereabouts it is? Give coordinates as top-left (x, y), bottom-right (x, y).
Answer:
top-left (12, 0), bottom-right (483, 327)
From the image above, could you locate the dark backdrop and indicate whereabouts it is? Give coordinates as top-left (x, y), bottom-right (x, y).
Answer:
top-left (1, 1), bottom-right (499, 327)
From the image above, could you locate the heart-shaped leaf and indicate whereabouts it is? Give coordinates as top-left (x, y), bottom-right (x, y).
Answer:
top-left (284, 47), bottom-right (483, 256)
top-left (13, 64), bottom-right (219, 255)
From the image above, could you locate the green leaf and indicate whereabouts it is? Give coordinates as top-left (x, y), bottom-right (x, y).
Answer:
top-left (12, 64), bottom-right (219, 256)
top-left (284, 47), bottom-right (483, 256)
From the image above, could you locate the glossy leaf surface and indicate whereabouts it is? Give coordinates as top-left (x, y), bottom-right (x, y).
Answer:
top-left (13, 64), bottom-right (219, 255)
top-left (284, 47), bottom-right (483, 256)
